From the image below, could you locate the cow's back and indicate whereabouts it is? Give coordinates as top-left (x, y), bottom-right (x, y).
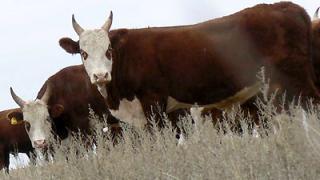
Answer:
top-left (111, 2), bottom-right (319, 105)
top-left (37, 65), bottom-right (116, 136)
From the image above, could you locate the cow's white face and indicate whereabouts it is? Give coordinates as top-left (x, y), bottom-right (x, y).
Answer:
top-left (79, 29), bottom-right (112, 97)
top-left (10, 86), bottom-right (52, 149)
top-left (21, 100), bottom-right (51, 148)
top-left (72, 12), bottom-right (113, 98)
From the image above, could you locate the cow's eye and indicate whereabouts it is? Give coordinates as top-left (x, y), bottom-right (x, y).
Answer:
top-left (25, 121), bottom-right (31, 131)
top-left (105, 45), bottom-right (112, 60)
top-left (80, 50), bottom-right (88, 60)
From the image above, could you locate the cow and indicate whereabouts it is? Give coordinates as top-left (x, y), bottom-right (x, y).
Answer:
top-left (10, 65), bottom-right (120, 149)
top-left (59, 2), bottom-right (320, 130)
top-left (0, 108), bottom-right (34, 172)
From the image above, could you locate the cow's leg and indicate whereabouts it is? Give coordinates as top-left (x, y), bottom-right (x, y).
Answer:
top-left (139, 94), bottom-right (189, 145)
top-left (3, 149), bottom-right (9, 173)
top-left (108, 123), bottom-right (123, 145)
top-left (4, 152), bottom-right (9, 173)
top-left (0, 146), bottom-right (5, 171)
top-left (106, 115), bottom-right (123, 145)
top-left (0, 144), bottom-right (9, 173)
top-left (138, 93), bottom-right (167, 131)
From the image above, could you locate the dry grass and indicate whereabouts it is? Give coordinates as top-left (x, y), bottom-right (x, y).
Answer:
top-left (3, 70), bottom-right (320, 179)
top-left (1, 95), bottom-right (320, 180)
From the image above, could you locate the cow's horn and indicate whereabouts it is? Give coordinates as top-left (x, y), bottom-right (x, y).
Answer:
top-left (72, 14), bottom-right (84, 36)
top-left (101, 11), bottom-right (113, 32)
top-left (314, 7), bottom-right (320, 21)
top-left (41, 82), bottom-right (51, 104)
top-left (10, 87), bottom-right (26, 108)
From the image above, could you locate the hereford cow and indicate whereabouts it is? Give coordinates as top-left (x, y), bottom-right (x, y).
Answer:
top-left (0, 108), bottom-right (34, 172)
top-left (10, 65), bottom-right (120, 149)
top-left (59, 2), bottom-right (320, 129)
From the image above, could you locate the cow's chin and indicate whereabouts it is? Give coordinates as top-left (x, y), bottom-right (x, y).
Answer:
top-left (97, 84), bottom-right (108, 99)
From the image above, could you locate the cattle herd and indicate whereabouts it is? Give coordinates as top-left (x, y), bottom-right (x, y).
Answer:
top-left (2, 1), bottom-right (320, 172)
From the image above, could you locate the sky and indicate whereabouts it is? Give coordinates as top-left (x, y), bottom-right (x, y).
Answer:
top-left (0, 0), bottom-right (319, 170)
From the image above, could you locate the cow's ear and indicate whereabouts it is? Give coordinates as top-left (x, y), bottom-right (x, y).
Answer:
top-left (50, 104), bottom-right (65, 118)
top-left (59, 37), bottom-right (80, 54)
top-left (7, 111), bottom-right (24, 125)
top-left (109, 29), bottom-right (128, 48)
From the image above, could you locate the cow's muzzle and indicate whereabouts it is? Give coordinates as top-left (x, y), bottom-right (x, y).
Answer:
top-left (93, 73), bottom-right (110, 85)
top-left (33, 139), bottom-right (48, 148)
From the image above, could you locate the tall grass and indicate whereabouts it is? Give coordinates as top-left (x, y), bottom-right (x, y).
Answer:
top-left (1, 94), bottom-right (320, 179)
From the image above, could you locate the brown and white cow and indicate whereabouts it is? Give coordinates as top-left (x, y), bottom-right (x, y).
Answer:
top-left (0, 108), bottom-right (34, 172)
top-left (10, 65), bottom-right (120, 149)
top-left (59, 2), bottom-right (320, 129)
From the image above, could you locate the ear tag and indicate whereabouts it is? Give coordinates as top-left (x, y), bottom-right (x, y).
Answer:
top-left (11, 117), bottom-right (21, 125)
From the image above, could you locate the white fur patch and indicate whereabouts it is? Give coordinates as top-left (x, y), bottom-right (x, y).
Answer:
top-left (79, 29), bottom-right (112, 86)
top-left (109, 97), bottom-right (147, 128)
top-left (22, 99), bottom-right (51, 148)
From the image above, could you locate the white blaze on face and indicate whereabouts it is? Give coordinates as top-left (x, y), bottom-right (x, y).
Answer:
top-left (109, 97), bottom-right (147, 128)
top-left (79, 29), bottom-right (112, 85)
top-left (72, 12), bottom-right (113, 99)
top-left (22, 99), bottom-right (51, 148)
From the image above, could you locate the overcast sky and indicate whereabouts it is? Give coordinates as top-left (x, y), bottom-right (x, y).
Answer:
top-left (0, 0), bottom-right (318, 110)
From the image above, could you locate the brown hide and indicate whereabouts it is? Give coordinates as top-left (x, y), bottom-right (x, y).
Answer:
top-left (106, 2), bottom-right (320, 121)
top-left (0, 108), bottom-right (33, 171)
top-left (312, 18), bottom-right (320, 88)
top-left (36, 65), bottom-right (119, 141)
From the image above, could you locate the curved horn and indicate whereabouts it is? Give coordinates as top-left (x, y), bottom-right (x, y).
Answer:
top-left (72, 14), bottom-right (84, 36)
top-left (101, 11), bottom-right (113, 32)
top-left (41, 82), bottom-right (51, 104)
top-left (10, 87), bottom-right (26, 108)
top-left (314, 7), bottom-right (320, 21)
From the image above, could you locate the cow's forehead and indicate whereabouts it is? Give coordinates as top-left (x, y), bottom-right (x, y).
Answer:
top-left (23, 100), bottom-right (48, 112)
top-left (79, 29), bottom-right (110, 52)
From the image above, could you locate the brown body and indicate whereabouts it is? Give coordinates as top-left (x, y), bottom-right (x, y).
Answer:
top-left (0, 108), bottom-right (33, 171)
top-left (107, 2), bottom-right (319, 122)
top-left (312, 13), bottom-right (320, 88)
top-left (36, 65), bottom-right (119, 141)
top-left (60, 2), bottom-right (320, 129)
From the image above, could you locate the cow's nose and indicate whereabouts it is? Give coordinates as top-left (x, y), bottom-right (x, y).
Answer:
top-left (34, 140), bottom-right (47, 148)
top-left (93, 73), bottom-right (108, 84)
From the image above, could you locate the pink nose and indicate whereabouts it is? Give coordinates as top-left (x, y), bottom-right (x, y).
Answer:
top-left (34, 140), bottom-right (47, 148)
top-left (93, 73), bottom-right (108, 84)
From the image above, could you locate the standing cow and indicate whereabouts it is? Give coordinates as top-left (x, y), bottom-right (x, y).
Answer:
top-left (0, 108), bottom-right (34, 172)
top-left (59, 2), bottom-right (320, 130)
top-left (10, 65), bottom-right (120, 149)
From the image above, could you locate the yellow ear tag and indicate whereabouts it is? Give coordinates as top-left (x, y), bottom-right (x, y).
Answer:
top-left (11, 117), bottom-right (19, 125)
